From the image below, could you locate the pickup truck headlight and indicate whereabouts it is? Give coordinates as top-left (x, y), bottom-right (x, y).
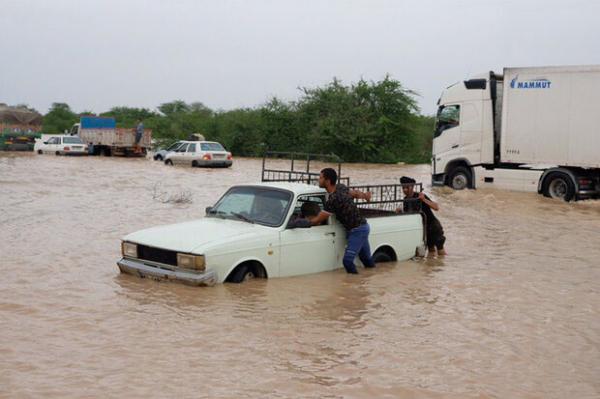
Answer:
top-left (177, 253), bottom-right (205, 271)
top-left (121, 242), bottom-right (138, 258)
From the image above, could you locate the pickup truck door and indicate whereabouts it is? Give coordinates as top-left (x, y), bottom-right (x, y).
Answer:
top-left (279, 224), bottom-right (337, 277)
top-left (278, 194), bottom-right (337, 277)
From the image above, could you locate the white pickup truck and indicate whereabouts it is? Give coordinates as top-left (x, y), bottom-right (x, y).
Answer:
top-left (117, 154), bottom-right (426, 285)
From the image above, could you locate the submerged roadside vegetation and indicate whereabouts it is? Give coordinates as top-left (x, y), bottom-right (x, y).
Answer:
top-left (41, 76), bottom-right (434, 163)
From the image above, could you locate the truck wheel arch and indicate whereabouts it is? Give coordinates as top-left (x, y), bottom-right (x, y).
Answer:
top-left (225, 259), bottom-right (268, 283)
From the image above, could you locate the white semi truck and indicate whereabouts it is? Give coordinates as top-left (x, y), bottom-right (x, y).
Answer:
top-left (432, 65), bottom-right (600, 201)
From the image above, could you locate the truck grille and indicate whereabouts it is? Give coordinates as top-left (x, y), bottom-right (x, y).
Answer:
top-left (137, 245), bottom-right (178, 266)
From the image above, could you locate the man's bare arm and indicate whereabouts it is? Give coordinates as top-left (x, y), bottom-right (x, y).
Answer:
top-left (419, 192), bottom-right (439, 211)
top-left (309, 210), bottom-right (331, 226)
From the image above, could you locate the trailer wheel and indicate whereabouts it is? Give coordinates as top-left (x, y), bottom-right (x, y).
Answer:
top-left (448, 166), bottom-right (472, 190)
top-left (542, 172), bottom-right (575, 201)
top-left (164, 159), bottom-right (173, 166)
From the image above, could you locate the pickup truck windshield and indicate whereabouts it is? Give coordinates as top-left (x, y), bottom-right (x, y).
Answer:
top-left (210, 186), bottom-right (292, 227)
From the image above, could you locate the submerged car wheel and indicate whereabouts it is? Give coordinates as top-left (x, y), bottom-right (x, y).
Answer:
top-left (373, 251), bottom-right (393, 263)
top-left (164, 159), bottom-right (173, 166)
top-left (154, 154), bottom-right (163, 161)
top-left (228, 264), bottom-right (257, 283)
top-left (55, 151), bottom-right (60, 156)
top-left (37, 150), bottom-right (42, 154)
top-left (192, 160), bottom-right (199, 167)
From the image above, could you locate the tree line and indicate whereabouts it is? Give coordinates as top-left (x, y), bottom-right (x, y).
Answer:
top-left (41, 76), bottom-right (434, 163)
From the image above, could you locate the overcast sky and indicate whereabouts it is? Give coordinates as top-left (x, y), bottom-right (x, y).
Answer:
top-left (1, 0), bottom-right (599, 115)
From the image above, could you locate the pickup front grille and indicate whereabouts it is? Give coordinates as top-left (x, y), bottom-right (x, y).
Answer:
top-left (137, 245), bottom-right (178, 266)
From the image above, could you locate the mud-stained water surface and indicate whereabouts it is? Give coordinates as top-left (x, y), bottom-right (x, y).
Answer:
top-left (1, 153), bottom-right (599, 399)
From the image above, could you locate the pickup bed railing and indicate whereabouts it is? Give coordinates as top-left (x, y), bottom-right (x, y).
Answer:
top-left (352, 183), bottom-right (423, 215)
top-left (261, 151), bottom-right (350, 186)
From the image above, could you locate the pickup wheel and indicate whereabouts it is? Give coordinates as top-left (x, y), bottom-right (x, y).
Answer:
top-left (448, 166), bottom-right (472, 190)
top-left (164, 159), bottom-right (173, 166)
top-left (228, 264), bottom-right (255, 283)
top-left (373, 251), bottom-right (392, 263)
top-left (542, 172), bottom-right (575, 201)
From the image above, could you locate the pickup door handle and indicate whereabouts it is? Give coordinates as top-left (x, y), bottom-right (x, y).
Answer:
top-left (325, 232), bottom-right (336, 236)
top-left (451, 144), bottom-right (459, 149)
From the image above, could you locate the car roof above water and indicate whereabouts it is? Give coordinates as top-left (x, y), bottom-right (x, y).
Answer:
top-left (234, 182), bottom-right (326, 196)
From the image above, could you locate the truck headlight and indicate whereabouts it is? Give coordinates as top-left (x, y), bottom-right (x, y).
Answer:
top-left (121, 242), bottom-right (138, 258)
top-left (177, 253), bottom-right (205, 271)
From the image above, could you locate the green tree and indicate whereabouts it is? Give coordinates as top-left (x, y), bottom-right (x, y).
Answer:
top-left (42, 103), bottom-right (79, 134)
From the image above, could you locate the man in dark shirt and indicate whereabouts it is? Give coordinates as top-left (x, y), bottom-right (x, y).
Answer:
top-left (134, 119), bottom-right (144, 154)
top-left (308, 168), bottom-right (375, 274)
top-left (398, 176), bottom-right (447, 257)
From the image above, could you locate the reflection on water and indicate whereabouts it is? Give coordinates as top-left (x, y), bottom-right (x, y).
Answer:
top-left (1, 153), bottom-right (599, 398)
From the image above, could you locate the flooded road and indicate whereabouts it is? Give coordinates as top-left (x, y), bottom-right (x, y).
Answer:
top-left (1, 153), bottom-right (599, 398)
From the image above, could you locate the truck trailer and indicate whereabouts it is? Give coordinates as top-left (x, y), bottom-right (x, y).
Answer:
top-left (432, 65), bottom-right (600, 201)
top-left (69, 116), bottom-right (151, 156)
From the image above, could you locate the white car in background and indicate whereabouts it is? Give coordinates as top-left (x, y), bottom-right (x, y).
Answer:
top-left (164, 141), bottom-right (233, 168)
top-left (34, 135), bottom-right (88, 155)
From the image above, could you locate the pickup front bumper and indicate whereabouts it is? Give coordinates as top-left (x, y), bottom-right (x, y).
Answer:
top-left (117, 257), bottom-right (217, 286)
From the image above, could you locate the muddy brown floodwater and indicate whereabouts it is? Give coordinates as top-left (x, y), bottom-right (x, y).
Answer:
top-left (1, 152), bottom-right (599, 399)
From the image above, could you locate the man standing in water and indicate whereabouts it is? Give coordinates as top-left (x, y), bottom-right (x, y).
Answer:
top-left (134, 119), bottom-right (144, 154)
top-left (398, 176), bottom-right (447, 257)
top-left (308, 168), bottom-right (375, 274)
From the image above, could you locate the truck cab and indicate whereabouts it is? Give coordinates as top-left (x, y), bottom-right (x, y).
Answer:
top-left (432, 73), bottom-right (497, 190)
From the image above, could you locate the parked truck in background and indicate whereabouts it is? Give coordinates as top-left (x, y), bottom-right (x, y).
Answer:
top-left (69, 116), bottom-right (151, 156)
top-left (432, 65), bottom-right (600, 201)
top-left (0, 104), bottom-right (43, 151)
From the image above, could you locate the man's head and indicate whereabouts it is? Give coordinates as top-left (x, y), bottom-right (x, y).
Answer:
top-left (300, 201), bottom-right (321, 218)
top-left (319, 168), bottom-right (337, 188)
top-left (400, 176), bottom-right (416, 196)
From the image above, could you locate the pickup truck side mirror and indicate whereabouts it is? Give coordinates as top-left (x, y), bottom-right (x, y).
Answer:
top-left (205, 206), bottom-right (213, 215)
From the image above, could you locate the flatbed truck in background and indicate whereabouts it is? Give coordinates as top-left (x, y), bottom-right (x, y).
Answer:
top-left (432, 65), bottom-right (600, 201)
top-left (69, 116), bottom-right (151, 157)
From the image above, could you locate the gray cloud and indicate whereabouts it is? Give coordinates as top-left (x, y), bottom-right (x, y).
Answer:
top-left (1, 0), bottom-right (599, 115)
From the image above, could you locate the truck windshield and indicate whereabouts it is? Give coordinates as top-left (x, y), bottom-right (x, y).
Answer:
top-left (210, 186), bottom-right (292, 227)
top-left (434, 105), bottom-right (460, 137)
